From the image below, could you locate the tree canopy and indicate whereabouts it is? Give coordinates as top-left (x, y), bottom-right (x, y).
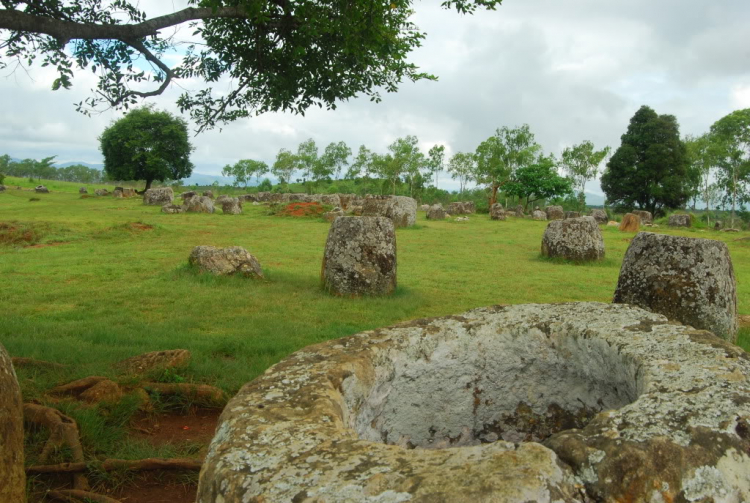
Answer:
top-left (0, 1), bottom-right (501, 132)
top-left (504, 155), bottom-right (572, 210)
top-left (99, 106), bottom-right (194, 190)
top-left (222, 159), bottom-right (269, 188)
top-left (560, 140), bottom-right (610, 210)
top-left (709, 108), bottom-right (750, 227)
top-left (474, 125), bottom-right (540, 206)
top-left (600, 105), bottom-right (689, 216)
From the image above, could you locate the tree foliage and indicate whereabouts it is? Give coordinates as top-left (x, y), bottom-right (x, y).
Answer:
top-left (426, 144), bottom-right (446, 189)
top-left (600, 105), bottom-right (689, 216)
top-left (0, 1), bottom-right (501, 132)
top-left (222, 159), bottom-right (268, 188)
top-left (504, 155), bottom-right (572, 210)
top-left (99, 106), bottom-right (194, 190)
top-left (271, 148), bottom-right (296, 186)
top-left (447, 152), bottom-right (474, 194)
top-left (560, 140), bottom-right (610, 210)
top-left (0, 154), bottom-right (105, 183)
top-left (709, 108), bottom-right (750, 227)
top-left (474, 125), bottom-right (540, 206)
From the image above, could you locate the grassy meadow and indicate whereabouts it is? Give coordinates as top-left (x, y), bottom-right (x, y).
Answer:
top-left (1, 175), bottom-right (749, 491)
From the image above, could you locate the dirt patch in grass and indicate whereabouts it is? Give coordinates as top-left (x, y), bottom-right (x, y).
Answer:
top-left (26, 241), bottom-right (71, 249)
top-left (129, 222), bottom-right (154, 231)
top-left (129, 407), bottom-right (220, 450)
top-left (740, 315), bottom-right (750, 328)
top-left (0, 221), bottom-right (43, 246)
top-left (274, 201), bottom-right (327, 217)
top-left (111, 473), bottom-right (197, 503)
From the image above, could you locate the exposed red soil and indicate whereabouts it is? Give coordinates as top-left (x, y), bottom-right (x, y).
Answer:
top-left (129, 407), bottom-right (221, 448)
top-left (278, 201), bottom-right (326, 217)
top-left (109, 473), bottom-right (197, 503)
top-left (128, 223), bottom-right (154, 231)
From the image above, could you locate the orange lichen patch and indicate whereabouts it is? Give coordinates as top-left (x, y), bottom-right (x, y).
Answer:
top-left (277, 202), bottom-right (326, 217)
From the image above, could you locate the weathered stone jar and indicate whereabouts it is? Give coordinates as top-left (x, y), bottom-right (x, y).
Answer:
top-left (197, 303), bottom-right (750, 502)
top-left (0, 344), bottom-right (25, 502)
top-left (614, 231), bottom-right (738, 341)
top-left (541, 216), bottom-right (605, 261)
top-left (321, 216), bottom-right (396, 296)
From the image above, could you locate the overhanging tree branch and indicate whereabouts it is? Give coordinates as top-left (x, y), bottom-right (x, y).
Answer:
top-left (0, 6), bottom-right (256, 44)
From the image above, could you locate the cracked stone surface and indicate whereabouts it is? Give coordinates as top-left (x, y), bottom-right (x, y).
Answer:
top-left (321, 216), bottom-right (396, 297)
top-left (541, 216), bottom-right (605, 261)
top-left (363, 196), bottom-right (417, 228)
top-left (197, 302), bottom-right (750, 502)
top-left (614, 231), bottom-right (738, 341)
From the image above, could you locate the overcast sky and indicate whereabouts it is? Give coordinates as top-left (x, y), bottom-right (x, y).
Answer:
top-left (1, 0), bottom-right (749, 193)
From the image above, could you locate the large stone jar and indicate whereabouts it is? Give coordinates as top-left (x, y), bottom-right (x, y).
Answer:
top-left (321, 216), bottom-right (396, 296)
top-left (613, 231), bottom-right (738, 341)
top-left (197, 303), bottom-right (750, 502)
top-left (541, 216), bottom-right (605, 261)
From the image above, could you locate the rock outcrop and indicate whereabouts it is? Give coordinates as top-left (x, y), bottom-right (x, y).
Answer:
top-left (161, 204), bottom-right (184, 214)
top-left (564, 211), bottom-right (580, 219)
top-left (614, 232), bottom-right (738, 341)
top-left (189, 246), bottom-right (263, 278)
top-left (632, 210), bottom-right (652, 224)
top-left (34, 185), bottom-right (49, 193)
top-left (545, 205), bottom-right (564, 220)
top-left (198, 303), bottom-right (750, 503)
top-left (324, 207), bottom-right (345, 222)
top-left (185, 196), bottom-right (215, 214)
top-left (321, 216), bottom-right (396, 296)
top-left (668, 214), bottom-right (691, 227)
top-left (116, 349), bottom-right (191, 375)
top-left (0, 344), bottom-right (24, 503)
top-left (426, 204), bottom-right (446, 220)
top-left (362, 196), bottom-right (416, 227)
top-left (515, 205), bottom-right (525, 217)
top-left (532, 210), bottom-right (547, 221)
top-left (590, 209), bottom-right (607, 224)
top-left (95, 189), bottom-right (109, 196)
top-left (221, 198), bottom-right (243, 215)
top-left (490, 203), bottom-right (506, 221)
top-left (143, 187), bottom-right (174, 206)
top-left (79, 187), bottom-right (88, 194)
top-left (541, 216), bottom-right (605, 261)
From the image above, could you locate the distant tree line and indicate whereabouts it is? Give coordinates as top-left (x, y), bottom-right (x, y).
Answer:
top-left (0, 154), bottom-right (104, 184)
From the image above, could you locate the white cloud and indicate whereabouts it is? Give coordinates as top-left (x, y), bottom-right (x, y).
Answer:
top-left (1, 0), bottom-right (749, 189)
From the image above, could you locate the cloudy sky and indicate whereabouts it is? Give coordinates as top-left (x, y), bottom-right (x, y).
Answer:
top-left (1, 0), bottom-right (749, 193)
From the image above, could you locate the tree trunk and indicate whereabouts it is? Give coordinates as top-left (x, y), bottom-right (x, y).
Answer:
top-left (145, 179), bottom-right (153, 191)
top-left (489, 183), bottom-right (499, 207)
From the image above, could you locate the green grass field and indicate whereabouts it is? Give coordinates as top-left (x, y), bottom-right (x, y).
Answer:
top-left (2, 176), bottom-right (749, 496)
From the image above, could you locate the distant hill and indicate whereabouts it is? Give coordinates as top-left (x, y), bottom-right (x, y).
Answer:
top-left (181, 173), bottom-right (235, 186)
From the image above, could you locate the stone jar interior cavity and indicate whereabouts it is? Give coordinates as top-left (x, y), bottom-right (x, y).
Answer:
top-left (345, 325), bottom-right (642, 449)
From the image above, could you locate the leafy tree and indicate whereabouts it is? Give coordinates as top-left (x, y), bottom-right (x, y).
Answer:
top-left (426, 145), bottom-right (446, 189)
top-left (504, 155), bottom-right (572, 211)
top-left (382, 136), bottom-right (424, 196)
top-left (474, 125), bottom-right (540, 207)
top-left (0, 1), bottom-right (501, 132)
top-left (447, 152), bottom-right (475, 195)
top-left (709, 108), bottom-right (750, 228)
top-left (560, 140), bottom-right (610, 211)
top-left (294, 139), bottom-right (319, 191)
top-left (99, 106), bottom-right (194, 190)
top-left (271, 148), bottom-right (296, 187)
top-left (600, 105), bottom-right (689, 216)
top-left (320, 141), bottom-right (352, 181)
top-left (347, 145), bottom-right (373, 181)
top-left (222, 159), bottom-right (268, 188)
